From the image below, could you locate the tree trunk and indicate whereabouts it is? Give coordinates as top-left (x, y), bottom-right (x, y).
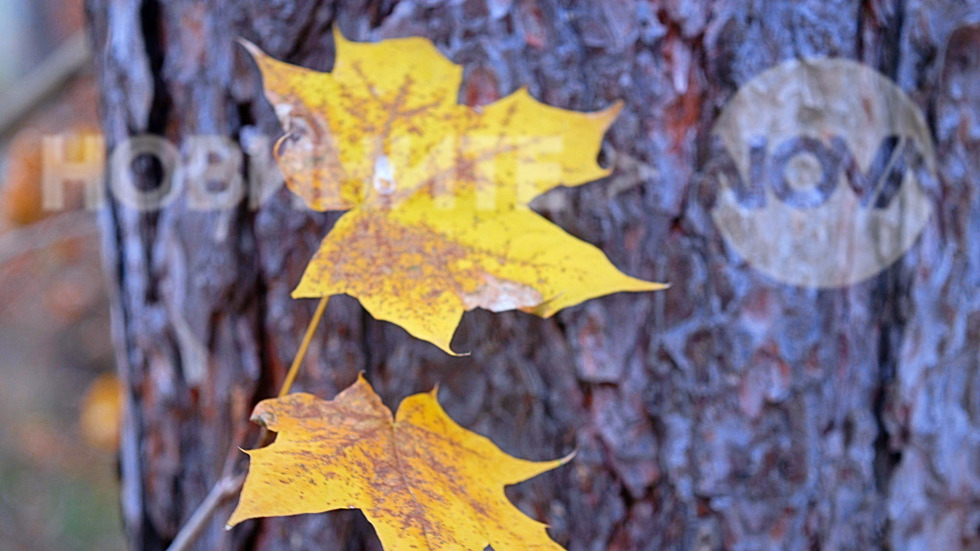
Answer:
top-left (85, 1), bottom-right (980, 550)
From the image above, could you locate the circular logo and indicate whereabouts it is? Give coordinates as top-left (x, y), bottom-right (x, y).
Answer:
top-left (708, 58), bottom-right (935, 288)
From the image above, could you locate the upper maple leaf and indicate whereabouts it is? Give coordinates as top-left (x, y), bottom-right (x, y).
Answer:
top-left (227, 375), bottom-right (569, 551)
top-left (244, 29), bottom-right (665, 353)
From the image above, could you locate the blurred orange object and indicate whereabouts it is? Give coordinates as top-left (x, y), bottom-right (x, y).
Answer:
top-left (79, 372), bottom-right (123, 452)
top-left (2, 130), bottom-right (45, 226)
top-left (2, 126), bottom-right (103, 227)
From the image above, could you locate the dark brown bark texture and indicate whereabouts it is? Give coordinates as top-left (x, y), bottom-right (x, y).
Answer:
top-left (85, 0), bottom-right (980, 550)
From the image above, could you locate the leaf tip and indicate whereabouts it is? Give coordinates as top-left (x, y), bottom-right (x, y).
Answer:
top-left (225, 510), bottom-right (245, 530)
top-left (432, 338), bottom-right (470, 357)
top-left (637, 279), bottom-right (670, 292)
top-left (558, 449), bottom-right (577, 466)
top-left (592, 99), bottom-right (624, 137)
top-left (445, 348), bottom-right (471, 357)
top-left (354, 371), bottom-right (373, 390)
top-left (236, 37), bottom-right (264, 61)
top-left (605, 99), bottom-right (625, 118)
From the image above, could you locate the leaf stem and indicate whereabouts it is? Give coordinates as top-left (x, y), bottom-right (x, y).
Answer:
top-left (278, 297), bottom-right (329, 397)
top-left (165, 296), bottom-right (329, 551)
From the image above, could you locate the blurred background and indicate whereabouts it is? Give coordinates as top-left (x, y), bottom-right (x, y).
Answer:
top-left (0, 0), bottom-right (124, 549)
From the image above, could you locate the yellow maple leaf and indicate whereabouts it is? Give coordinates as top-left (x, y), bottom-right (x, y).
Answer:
top-left (227, 375), bottom-right (570, 551)
top-left (244, 30), bottom-right (665, 353)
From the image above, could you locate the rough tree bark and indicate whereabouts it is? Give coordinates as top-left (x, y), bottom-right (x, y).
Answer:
top-left (85, 1), bottom-right (980, 550)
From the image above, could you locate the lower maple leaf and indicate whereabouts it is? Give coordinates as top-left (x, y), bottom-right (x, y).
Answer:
top-left (228, 375), bottom-right (570, 551)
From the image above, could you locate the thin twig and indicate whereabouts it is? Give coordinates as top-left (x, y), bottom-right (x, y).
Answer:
top-left (165, 473), bottom-right (245, 551)
top-left (0, 211), bottom-right (98, 267)
top-left (0, 30), bottom-right (91, 140)
top-left (164, 296), bottom-right (330, 551)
